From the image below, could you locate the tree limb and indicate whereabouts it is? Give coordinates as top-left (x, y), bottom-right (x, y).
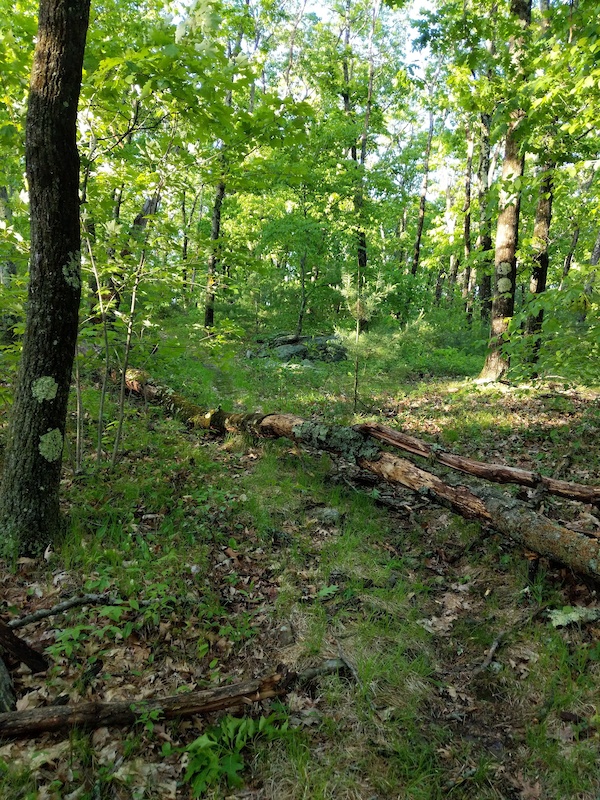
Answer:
top-left (0, 670), bottom-right (292, 740)
top-left (356, 422), bottom-right (600, 506)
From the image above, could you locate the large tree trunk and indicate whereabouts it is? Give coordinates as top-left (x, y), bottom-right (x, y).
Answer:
top-left (479, 132), bottom-right (525, 380)
top-left (479, 0), bottom-right (532, 381)
top-left (121, 370), bottom-right (600, 580)
top-left (0, 0), bottom-right (90, 557)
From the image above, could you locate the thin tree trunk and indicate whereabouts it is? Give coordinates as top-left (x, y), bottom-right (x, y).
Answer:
top-left (561, 226), bottom-right (579, 286)
top-left (357, 421), bottom-right (600, 505)
top-left (0, 671), bottom-right (290, 740)
top-left (0, 186), bottom-right (18, 342)
top-left (411, 110), bottom-right (435, 276)
top-left (477, 114), bottom-right (493, 321)
top-left (462, 123), bottom-right (474, 312)
top-left (111, 254), bottom-right (144, 467)
top-left (0, 0), bottom-right (91, 556)
top-left (525, 163), bottom-right (554, 366)
top-left (445, 182), bottom-right (459, 289)
top-left (296, 247), bottom-right (308, 338)
top-left (204, 180), bottom-right (226, 328)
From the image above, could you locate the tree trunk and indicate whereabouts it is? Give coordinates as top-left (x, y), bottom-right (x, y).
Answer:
top-left (411, 111), bottom-right (435, 276)
top-left (356, 422), bottom-right (600, 505)
top-left (525, 163), bottom-right (554, 366)
top-left (479, 0), bottom-right (531, 381)
top-left (0, 618), bottom-right (48, 673)
top-left (0, 658), bottom-right (15, 714)
top-left (204, 179), bottom-right (226, 328)
top-left (0, 186), bottom-right (18, 342)
top-left (561, 226), bottom-right (579, 286)
top-left (476, 113), bottom-right (494, 321)
top-left (462, 123), bottom-right (474, 314)
top-left (0, 0), bottom-right (91, 557)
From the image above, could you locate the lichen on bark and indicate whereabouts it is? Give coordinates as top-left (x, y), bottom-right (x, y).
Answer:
top-left (291, 421), bottom-right (381, 463)
top-left (38, 428), bottom-right (63, 462)
top-left (32, 376), bottom-right (58, 402)
top-left (62, 251), bottom-right (81, 290)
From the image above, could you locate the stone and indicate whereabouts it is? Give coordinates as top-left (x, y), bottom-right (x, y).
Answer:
top-left (273, 344), bottom-right (309, 361)
top-left (277, 624), bottom-right (294, 646)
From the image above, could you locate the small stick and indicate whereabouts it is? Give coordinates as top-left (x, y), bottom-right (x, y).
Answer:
top-left (9, 594), bottom-right (153, 630)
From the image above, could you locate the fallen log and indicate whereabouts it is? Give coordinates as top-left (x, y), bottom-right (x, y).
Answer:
top-left (356, 422), bottom-right (600, 506)
top-left (0, 670), bottom-right (291, 740)
top-left (122, 370), bottom-right (600, 579)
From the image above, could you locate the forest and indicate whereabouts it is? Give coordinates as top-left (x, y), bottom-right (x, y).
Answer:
top-left (0, 0), bottom-right (599, 797)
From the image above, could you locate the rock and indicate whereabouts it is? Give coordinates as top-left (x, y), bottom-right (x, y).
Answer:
top-left (249, 333), bottom-right (347, 363)
top-left (273, 344), bottom-right (309, 361)
top-left (313, 507), bottom-right (342, 526)
top-left (277, 624), bottom-right (295, 646)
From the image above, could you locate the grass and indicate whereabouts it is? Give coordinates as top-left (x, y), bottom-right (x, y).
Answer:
top-left (0, 307), bottom-right (599, 798)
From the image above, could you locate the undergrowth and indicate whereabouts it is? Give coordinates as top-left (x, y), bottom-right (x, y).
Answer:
top-left (0, 307), bottom-right (598, 798)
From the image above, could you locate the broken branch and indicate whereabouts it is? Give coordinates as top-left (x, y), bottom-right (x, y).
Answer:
top-left (356, 422), bottom-right (600, 506)
top-left (0, 670), bottom-right (292, 739)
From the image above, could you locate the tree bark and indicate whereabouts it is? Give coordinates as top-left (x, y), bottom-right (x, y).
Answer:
top-left (476, 112), bottom-right (493, 321)
top-left (0, 658), bottom-right (15, 714)
top-left (462, 123), bottom-right (474, 316)
top-left (411, 110), bottom-right (435, 276)
top-left (0, 0), bottom-right (91, 557)
top-left (525, 163), bottom-right (554, 366)
top-left (121, 370), bottom-right (600, 579)
top-left (204, 179), bottom-right (226, 328)
top-left (479, 0), bottom-right (532, 381)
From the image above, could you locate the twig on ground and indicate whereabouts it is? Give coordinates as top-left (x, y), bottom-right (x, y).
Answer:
top-left (9, 593), bottom-right (155, 630)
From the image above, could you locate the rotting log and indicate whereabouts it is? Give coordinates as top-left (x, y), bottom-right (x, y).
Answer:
top-left (356, 422), bottom-right (600, 506)
top-left (0, 670), bottom-right (291, 740)
top-left (122, 370), bottom-right (600, 579)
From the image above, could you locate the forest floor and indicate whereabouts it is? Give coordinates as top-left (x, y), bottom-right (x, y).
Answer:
top-left (0, 312), bottom-right (599, 799)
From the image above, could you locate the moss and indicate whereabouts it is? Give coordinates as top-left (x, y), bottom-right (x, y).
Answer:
top-left (32, 376), bottom-right (58, 402)
top-left (291, 421), bottom-right (381, 463)
top-left (38, 428), bottom-right (63, 462)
